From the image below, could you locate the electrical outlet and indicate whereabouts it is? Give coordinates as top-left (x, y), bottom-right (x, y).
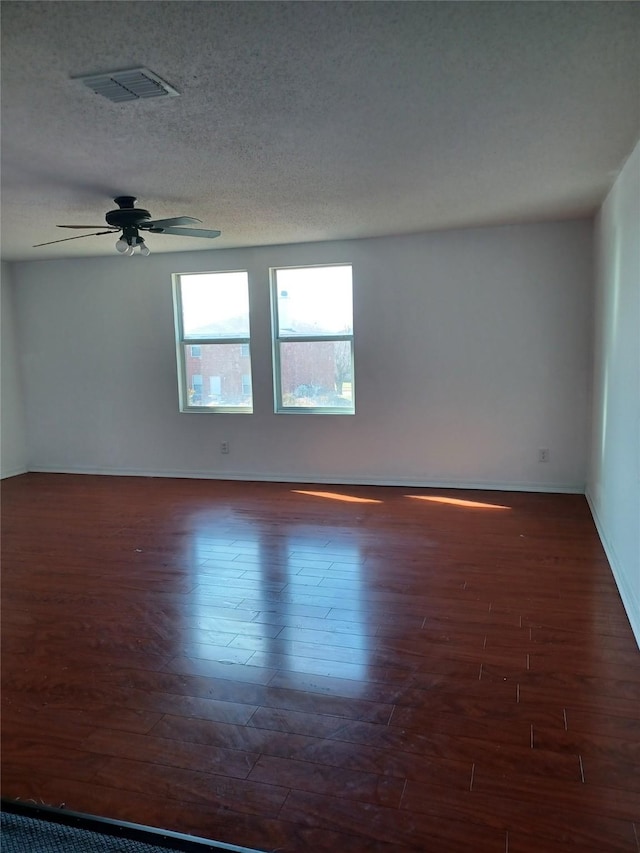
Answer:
top-left (538, 448), bottom-right (550, 463)
top-left (221, 441), bottom-right (230, 454)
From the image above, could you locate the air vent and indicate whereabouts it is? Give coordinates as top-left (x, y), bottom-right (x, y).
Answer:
top-left (74, 67), bottom-right (179, 102)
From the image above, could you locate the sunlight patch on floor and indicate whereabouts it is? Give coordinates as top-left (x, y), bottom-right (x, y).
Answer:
top-left (293, 490), bottom-right (383, 504)
top-left (406, 495), bottom-right (511, 510)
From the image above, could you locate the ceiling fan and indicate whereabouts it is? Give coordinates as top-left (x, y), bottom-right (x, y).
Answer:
top-left (33, 196), bottom-right (221, 255)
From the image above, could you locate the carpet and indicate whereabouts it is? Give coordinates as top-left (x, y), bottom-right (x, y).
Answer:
top-left (0, 800), bottom-right (263, 853)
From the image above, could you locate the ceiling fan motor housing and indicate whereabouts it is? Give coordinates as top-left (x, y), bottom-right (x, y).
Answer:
top-left (105, 197), bottom-right (152, 228)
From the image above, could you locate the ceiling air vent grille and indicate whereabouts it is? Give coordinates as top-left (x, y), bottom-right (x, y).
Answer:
top-left (75, 68), bottom-right (179, 102)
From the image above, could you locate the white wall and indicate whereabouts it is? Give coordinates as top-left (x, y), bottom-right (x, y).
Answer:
top-left (10, 219), bottom-right (593, 490)
top-left (588, 140), bottom-right (640, 646)
top-left (1, 262), bottom-right (28, 478)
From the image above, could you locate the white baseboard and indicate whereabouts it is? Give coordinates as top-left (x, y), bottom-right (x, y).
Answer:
top-left (26, 464), bottom-right (584, 493)
top-left (586, 492), bottom-right (640, 650)
top-left (0, 466), bottom-right (29, 480)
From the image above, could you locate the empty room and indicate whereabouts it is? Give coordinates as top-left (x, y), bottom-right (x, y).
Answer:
top-left (1, 2), bottom-right (639, 852)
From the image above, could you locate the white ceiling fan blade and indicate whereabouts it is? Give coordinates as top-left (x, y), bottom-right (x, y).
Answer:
top-left (146, 226), bottom-right (221, 238)
top-left (142, 216), bottom-right (202, 228)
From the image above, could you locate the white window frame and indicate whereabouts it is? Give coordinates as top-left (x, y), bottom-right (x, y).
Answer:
top-left (270, 263), bottom-right (355, 415)
top-left (172, 270), bottom-right (253, 414)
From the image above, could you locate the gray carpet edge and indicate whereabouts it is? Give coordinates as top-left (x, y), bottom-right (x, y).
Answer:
top-left (0, 809), bottom-right (266, 853)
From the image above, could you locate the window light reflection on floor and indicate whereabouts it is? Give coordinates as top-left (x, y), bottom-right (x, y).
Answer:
top-left (292, 490), bottom-right (383, 504)
top-left (407, 495), bottom-right (511, 510)
top-left (187, 520), bottom-right (370, 683)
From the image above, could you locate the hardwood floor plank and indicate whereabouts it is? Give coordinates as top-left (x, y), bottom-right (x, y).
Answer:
top-left (82, 728), bottom-right (259, 779)
top-left (247, 753), bottom-right (405, 806)
top-left (389, 690), bottom-right (564, 728)
top-left (1, 740), bottom-right (105, 785)
top-left (565, 707), bottom-right (640, 740)
top-left (533, 726), bottom-right (640, 764)
top-left (471, 764), bottom-right (640, 822)
top-left (390, 706), bottom-right (532, 748)
top-left (505, 830), bottom-right (630, 853)
top-left (162, 655), bottom-right (278, 684)
top-left (580, 755), bottom-right (640, 793)
top-left (1, 698), bottom-right (162, 735)
top-left (400, 780), bottom-right (637, 851)
top-left (151, 712), bottom-right (314, 756)
top-left (280, 789), bottom-right (506, 852)
top-left (93, 756), bottom-right (289, 818)
top-left (267, 668), bottom-right (418, 704)
top-left (247, 705), bottom-right (583, 782)
top-left (529, 626), bottom-right (639, 654)
top-left (519, 670), bottom-right (640, 702)
top-left (518, 684), bottom-right (640, 721)
top-left (244, 651), bottom-right (370, 681)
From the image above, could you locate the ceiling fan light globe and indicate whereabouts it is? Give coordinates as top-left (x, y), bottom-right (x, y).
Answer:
top-left (124, 245), bottom-right (135, 256)
top-left (139, 243), bottom-right (151, 256)
top-left (115, 237), bottom-right (129, 253)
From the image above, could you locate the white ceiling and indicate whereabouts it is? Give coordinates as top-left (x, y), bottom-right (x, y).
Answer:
top-left (1, 1), bottom-right (639, 262)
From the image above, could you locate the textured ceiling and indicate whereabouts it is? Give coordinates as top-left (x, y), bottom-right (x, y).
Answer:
top-left (1, 1), bottom-right (639, 261)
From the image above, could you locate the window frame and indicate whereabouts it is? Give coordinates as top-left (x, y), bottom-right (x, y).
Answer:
top-left (270, 263), bottom-right (355, 415)
top-left (172, 270), bottom-right (253, 414)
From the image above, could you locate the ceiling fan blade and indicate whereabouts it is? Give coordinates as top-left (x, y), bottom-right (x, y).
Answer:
top-left (33, 231), bottom-right (116, 247)
top-left (142, 216), bottom-right (202, 228)
top-left (57, 225), bottom-right (118, 229)
top-left (146, 226), bottom-right (221, 239)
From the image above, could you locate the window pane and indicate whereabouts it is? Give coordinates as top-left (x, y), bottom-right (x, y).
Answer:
top-left (279, 341), bottom-right (353, 409)
top-left (275, 266), bottom-right (353, 337)
top-left (184, 344), bottom-right (252, 408)
top-left (180, 272), bottom-right (250, 339)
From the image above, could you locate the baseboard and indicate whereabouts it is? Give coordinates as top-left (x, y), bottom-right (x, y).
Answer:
top-left (26, 464), bottom-right (584, 494)
top-left (0, 466), bottom-right (29, 480)
top-left (586, 492), bottom-right (640, 650)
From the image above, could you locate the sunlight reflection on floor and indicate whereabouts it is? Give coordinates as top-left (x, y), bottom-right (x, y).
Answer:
top-left (406, 495), bottom-right (511, 510)
top-left (293, 490), bottom-right (383, 504)
top-left (184, 519), bottom-right (370, 685)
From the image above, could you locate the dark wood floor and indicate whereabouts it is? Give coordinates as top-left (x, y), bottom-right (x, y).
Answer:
top-left (1, 473), bottom-right (639, 852)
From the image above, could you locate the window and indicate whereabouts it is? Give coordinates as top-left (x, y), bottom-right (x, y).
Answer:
top-left (191, 373), bottom-right (203, 405)
top-left (173, 271), bottom-right (253, 412)
top-left (209, 375), bottom-right (221, 398)
top-left (271, 264), bottom-right (354, 414)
